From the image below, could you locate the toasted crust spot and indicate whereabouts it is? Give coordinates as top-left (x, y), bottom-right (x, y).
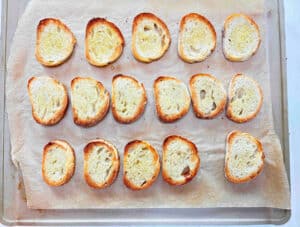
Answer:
top-left (178, 13), bottom-right (216, 63)
top-left (112, 74), bottom-right (147, 123)
top-left (84, 139), bottom-right (120, 189)
top-left (85, 18), bottom-right (125, 67)
top-left (162, 135), bottom-right (200, 185)
top-left (226, 74), bottom-right (263, 123)
top-left (35, 18), bottom-right (76, 67)
top-left (42, 140), bottom-right (75, 186)
top-left (153, 76), bottom-right (191, 122)
top-left (223, 13), bottom-right (261, 62)
top-left (123, 140), bottom-right (160, 190)
top-left (132, 13), bottom-right (171, 63)
top-left (189, 74), bottom-right (227, 119)
top-left (27, 76), bottom-right (68, 126)
top-left (225, 131), bottom-right (264, 183)
top-left (71, 77), bottom-right (110, 127)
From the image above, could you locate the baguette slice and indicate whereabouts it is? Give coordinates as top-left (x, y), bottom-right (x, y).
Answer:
top-left (71, 77), bottom-right (110, 127)
top-left (178, 13), bottom-right (216, 63)
top-left (85, 18), bottom-right (125, 67)
top-left (223, 13), bottom-right (261, 62)
top-left (84, 139), bottom-right (120, 189)
top-left (123, 140), bottom-right (160, 190)
top-left (189, 74), bottom-right (226, 118)
top-left (162, 135), bottom-right (200, 185)
top-left (42, 140), bottom-right (75, 186)
top-left (27, 76), bottom-right (68, 126)
top-left (132, 13), bottom-right (171, 63)
top-left (154, 76), bottom-right (191, 122)
top-left (35, 18), bottom-right (76, 67)
top-left (227, 74), bottom-right (263, 123)
top-left (112, 74), bottom-right (147, 123)
top-left (225, 131), bottom-right (264, 183)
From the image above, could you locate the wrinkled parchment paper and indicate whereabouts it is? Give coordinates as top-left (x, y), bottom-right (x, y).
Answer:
top-left (6, 0), bottom-right (290, 209)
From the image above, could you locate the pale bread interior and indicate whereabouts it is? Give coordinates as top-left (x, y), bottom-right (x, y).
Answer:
top-left (44, 145), bottom-right (72, 183)
top-left (71, 78), bottom-right (108, 120)
top-left (191, 76), bottom-right (225, 115)
top-left (86, 23), bottom-right (122, 64)
top-left (229, 75), bottom-right (261, 118)
top-left (134, 18), bottom-right (170, 60)
top-left (113, 77), bottom-right (144, 119)
top-left (180, 19), bottom-right (215, 61)
top-left (164, 139), bottom-right (197, 181)
top-left (86, 144), bottom-right (115, 184)
top-left (156, 79), bottom-right (190, 116)
top-left (125, 143), bottom-right (157, 187)
top-left (29, 77), bottom-right (66, 122)
top-left (38, 22), bottom-right (74, 64)
top-left (224, 15), bottom-right (260, 60)
top-left (226, 133), bottom-right (263, 179)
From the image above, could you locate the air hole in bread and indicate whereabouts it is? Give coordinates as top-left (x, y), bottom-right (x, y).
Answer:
top-left (144, 26), bottom-right (151, 31)
top-left (181, 166), bottom-right (190, 176)
top-left (212, 102), bottom-right (217, 111)
top-left (200, 89), bottom-right (206, 99)
top-left (239, 109), bottom-right (243, 115)
top-left (236, 88), bottom-right (245, 99)
top-left (190, 45), bottom-right (200, 52)
top-left (141, 180), bottom-right (147, 186)
top-left (57, 26), bottom-right (61, 33)
top-left (234, 154), bottom-right (238, 160)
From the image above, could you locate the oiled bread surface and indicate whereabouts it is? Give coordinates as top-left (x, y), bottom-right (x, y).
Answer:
top-left (36, 18), bottom-right (76, 66)
top-left (42, 140), bottom-right (75, 186)
top-left (84, 139), bottom-right (120, 189)
top-left (27, 76), bottom-right (68, 126)
top-left (123, 140), bottom-right (160, 190)
top-left (162, 135), bottom-right (200, 185)
top-left (225, 131), bottom-right (264, 183)
top-left (132, 13), bottom-right (171, 63)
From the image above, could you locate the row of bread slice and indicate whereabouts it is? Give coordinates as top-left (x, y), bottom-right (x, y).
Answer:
top-left (36, 13), bottom-right (260, 67)
top-left (27, 73), bottom-right (263, 126)
top-left (42, 131), bottom-right (264, 189)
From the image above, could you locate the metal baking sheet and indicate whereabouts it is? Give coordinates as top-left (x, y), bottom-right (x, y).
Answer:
top-left (0, 0), bottom-right (290, 225)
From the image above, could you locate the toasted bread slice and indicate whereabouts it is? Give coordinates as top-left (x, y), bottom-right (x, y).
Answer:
top-left (123, 140), bottom-right (160, 190)
top-left (154, 76), bottom-right (191, 122)
top-left (227, 74), bottom-right (263, 123)
top-left (42, 140), bottom-right (75, 186)
top-left (71, 77), bottom-right (110, 127)
top-left (85, 18), bottom-right (125, 67)
top-left (35, 18), bottom-right (76, 67)
top-left (189, 74), bottom-right (226, 119)
top-left (225, 131), bottom-right (264, 183)
top-left (223, 13), bottom-right (261, 62)
top-left (162, 135), bottom-right (200, 185)
top-left (132, 13), bottom-right (171, 63)
top-left (178, 13), bottom-right (216, 63)
top-left (84, 139), bottom-right (120, 189)
top-left (27, 76), bottom-right (68, 126)
top-left (112, 74), bottom-right (147, 123)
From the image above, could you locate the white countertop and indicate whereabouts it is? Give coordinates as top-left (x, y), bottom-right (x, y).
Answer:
top-left (0, 0), bottom-right (299, 226)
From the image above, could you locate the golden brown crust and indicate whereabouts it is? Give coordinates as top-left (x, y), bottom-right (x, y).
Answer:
top-left (111, 74), bottom-right (147, 124)
top-left (83, 139), bottom-right (120, 189)
top-left (123, 140), bottom-right (160, 190)
top-left (178, 13), bottom-right (216, 63)
top-left (85, 18), bottom-right (125, 67)
top-left (224, 131), bottom-right (265, 183)
top-left (132, 13), bottom-right (171, 63)
top-left (223, 13), bottom-right (261, 62)
top-left (189, 74), bottom-right (227, 119)
top-left (42, 140), bottom-right (75, 186)
top-left (35, 18), bottom-right (76, 67)
top-left (27, 76), bottom-right (69, 126)
top-left (70, 77), bottom-right (110, 127)
top-left (226, 74), bottom-right (263, 123)
top-left (162, 135), bottom-right (200, 185)
top-left (153, 76), bottom-right (190, 123)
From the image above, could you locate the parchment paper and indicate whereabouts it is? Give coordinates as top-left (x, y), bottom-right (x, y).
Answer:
top-left (6, 0), bottom-right (290, 209)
